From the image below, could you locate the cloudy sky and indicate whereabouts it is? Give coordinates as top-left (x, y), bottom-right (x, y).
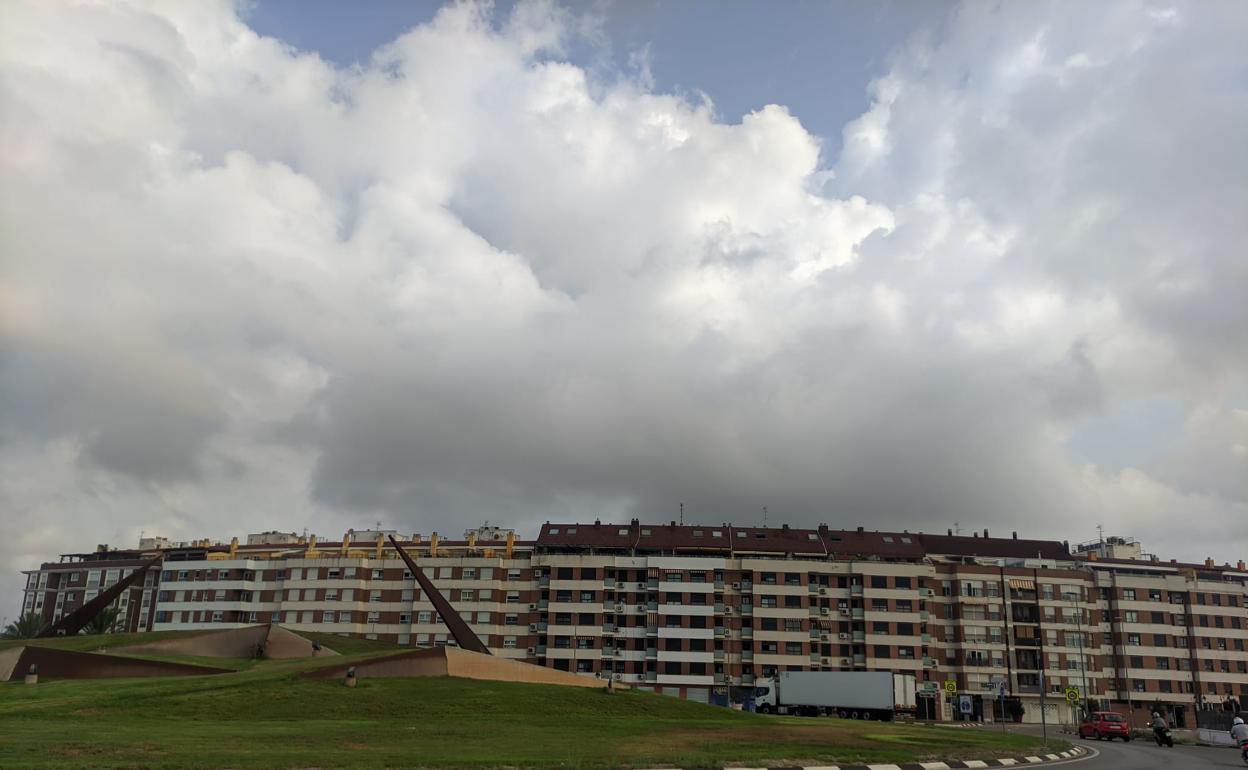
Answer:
top-left (1, 0), bottom-right (1245, 617)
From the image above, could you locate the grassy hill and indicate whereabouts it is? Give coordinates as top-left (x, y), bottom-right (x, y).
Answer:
top-left (0, 648), bottom-right (1066, 769)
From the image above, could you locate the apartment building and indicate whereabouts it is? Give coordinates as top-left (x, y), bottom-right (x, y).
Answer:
top-left (18, 522), bottom-right (1247, 724)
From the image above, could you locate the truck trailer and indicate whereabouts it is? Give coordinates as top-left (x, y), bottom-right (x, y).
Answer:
top-left (753, 671), bottom-right (917, 720)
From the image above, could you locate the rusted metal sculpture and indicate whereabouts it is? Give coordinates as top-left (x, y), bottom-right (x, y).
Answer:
top-left (387, 535), bottom-right (491, 655)
top-left (40, 554), bottom-right (162, 637)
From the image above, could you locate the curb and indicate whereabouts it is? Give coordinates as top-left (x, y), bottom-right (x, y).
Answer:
top-left (638, 745), bottom-right (1090, 770)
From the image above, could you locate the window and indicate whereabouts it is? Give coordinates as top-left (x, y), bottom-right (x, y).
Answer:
top-left (871, 576), bottom-right (888, 589)
top-left (502, 637), bottom-right (518, 648)
top-left (785, 642), bottom-right (803, 655)
top-left (896, 599), bottom-right (912, 612)
top-left (759, 596), bottom-right (777, 608)
top-left (785, 573), bottom-right (801, 586)
top-left (463, 568), bottom-right (476, 580)
top-left (872, 621), bottom-right (889, 634)
top-left (367, 612), bottom-right (380, 623)
top-left (460, 589), bottom-right (474, 602)
top-left (874, 645), bottom-right (891, 658)
top-left (548, 528), bottom-right (560, 535)
top-left (418, 611), bottom-right (432, 624)
top-left (761, 572), bottom-right (777, 584)
top-left (325, 589), bottom-right (339, 601)
top-left (1127, 633), bottom-right (1141, 645)
top-left (784, 595), bottom-right (802, 608)
top-left (371, 590), bottom-right (383, 602)
top-left (895, 576), bottom-right (912, 589)
top-left (1124, 611), bottom-right (1139, 623)
top-left (323, 611), bottom-right (337, 623)
top-left (1123, 589), bottom-right (1136, 600)
top-left (872, 599), bottom-right (889, 611)
top-left (373, 569), bottom-right (385, 579)
top-left (399, 613), bottom-right (411, 624)
top-left (327, 568), bottom-right (340, 579)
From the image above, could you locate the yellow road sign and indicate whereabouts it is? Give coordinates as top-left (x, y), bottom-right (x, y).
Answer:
top-left (944, 679), bottom-right (957, 695)
top-left (1065, 686), bottom-right (1081, 704)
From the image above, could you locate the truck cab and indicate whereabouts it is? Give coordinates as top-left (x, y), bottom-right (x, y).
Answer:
top-left (753, 682), bottom-right (778, 713)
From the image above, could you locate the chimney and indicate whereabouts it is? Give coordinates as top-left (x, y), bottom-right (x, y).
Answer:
top-left (984, 529), bottom-right (989, 538)
top-left (857, 526), bottom-right (864, 534)
top-left (973, 532), bottom-right (979, 538)
top-left (947, 528), bottom-right (953, 536)
top-left (1238, 560), bottom-right (1246, 571)
top-left (1204, 557), bottom-right (1215, 568)
top-left (1012, 531), bottom-right (1018, 539)
top-left (782, 524), bottom-right (789, 531)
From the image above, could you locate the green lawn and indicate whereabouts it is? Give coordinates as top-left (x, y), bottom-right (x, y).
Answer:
top-left (0, 657), bottom-right (1066, 770)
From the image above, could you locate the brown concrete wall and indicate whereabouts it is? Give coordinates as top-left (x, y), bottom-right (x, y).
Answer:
top-left (0, 647), bottom-right (23, 681)
top-left (6, 646), bottom-right (231, 681)
top-left (264, 625), bottom-right (338, 659)
top-left (306, 647), bottom-right (607, 689)
top-left (113, 625), bottom-right (269, 658)
top-left (443, 647), bottom-right (607, 688)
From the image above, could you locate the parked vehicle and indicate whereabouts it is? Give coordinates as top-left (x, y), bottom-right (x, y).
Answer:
top-left (753, 671), bottom-right (916, 720)
top-left (1077, 711), bottom-right (1131, 742)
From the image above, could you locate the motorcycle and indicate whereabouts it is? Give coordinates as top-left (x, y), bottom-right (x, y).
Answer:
top-left (1238, 738), bottom-right (1248, 765)
top-left (1152, 726), bottom-right (1174, 747)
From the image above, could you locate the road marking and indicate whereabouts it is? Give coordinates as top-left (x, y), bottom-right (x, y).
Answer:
top-left (1024, 758), bottom-right (1043, 763)
top-left (918, 763), bottom-right (951, 769)
top-left (963, 762), bottom-right (989, 768)
top-left (866, 765), bottom-right (903, 770)
top-left (998, 760), bottom-right (1018, 766)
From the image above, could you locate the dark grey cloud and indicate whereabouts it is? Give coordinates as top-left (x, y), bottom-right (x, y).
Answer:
top-left (1, 0), bottom-right (1245, 618)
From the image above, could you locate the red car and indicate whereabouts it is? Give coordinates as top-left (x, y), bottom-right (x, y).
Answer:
top-left (1079, 711), bottom-right (1132, 741)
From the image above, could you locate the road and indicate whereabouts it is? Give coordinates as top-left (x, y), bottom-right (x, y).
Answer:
top-left (1010, 726), bottom-right (1242, 769)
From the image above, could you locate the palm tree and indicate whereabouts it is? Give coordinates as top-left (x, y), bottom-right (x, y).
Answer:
top-left (1, 612), bottom-right (46, 639)
top-left (80, 607), bottom-right (122, 635)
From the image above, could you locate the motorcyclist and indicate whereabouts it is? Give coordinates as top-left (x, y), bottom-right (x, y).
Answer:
top-left (1231, 716), bottom-right (1248, 760)
top-left (1151, 712), bottom-right (1169, 745)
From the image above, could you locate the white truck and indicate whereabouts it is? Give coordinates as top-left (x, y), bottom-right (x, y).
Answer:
top-left (753, 671), bottom-right (917, 720)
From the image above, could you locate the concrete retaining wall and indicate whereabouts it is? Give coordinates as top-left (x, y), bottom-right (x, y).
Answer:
top-left (3, 646), bottom-right (231, 681)
top-left (264, 625), bottom-right (338, 659)
top-left (307, 646), bottom-right (607, 689)
top-left (112, 625), bottom-right (269, 659)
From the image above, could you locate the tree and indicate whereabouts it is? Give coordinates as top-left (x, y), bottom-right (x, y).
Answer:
top-left (1, 612), bottom-right (46, 639)
top-left (80, 607), bottom-right (122, 635)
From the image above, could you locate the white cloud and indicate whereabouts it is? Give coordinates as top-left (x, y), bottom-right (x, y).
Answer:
top-left (0, 0), bottom-right (1244, 615)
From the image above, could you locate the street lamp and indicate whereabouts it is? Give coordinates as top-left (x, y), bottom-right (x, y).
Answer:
top-left (1065, 592), bottom-right (1090, 721)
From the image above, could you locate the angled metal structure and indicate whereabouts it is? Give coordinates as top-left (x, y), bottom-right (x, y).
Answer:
top-left (387, 535), bottom-right (491, 655)
top-left (39, 554), bottom-right (162, 637)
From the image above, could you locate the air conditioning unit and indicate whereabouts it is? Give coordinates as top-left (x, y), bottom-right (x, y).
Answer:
top-left (821, 657), bottom-right (830, 664)
top-left (636, 605), bottom-right (645, 612)
top-left (526, 647), bottom-right (535, 655)
top-left (725, 607), bottom-right (734, 614)
top-left (637, 582), bottom-right (645, 589)
top-left (840, 658), bottom-right (850, 665)
top-left (819, 588), bottom-right (827, 595)
top-left (820, 607), bottom-right (830, 615)
top-left (838, 632), bottom-right (849, 640)
top-left (613, 673), bottom-right (623, 681)
top-left (528, 624), bottom-right (538, 632)
top-left (839, 608), bottom-right (850, 616)
top-left (820, 634), bottom-right (829, 641)
top-left (528, 603), bottom-right (537, 610)
top-left (731, 582), bottom-right (741, 589)
top-left (615, 603), bottom-right (624, 612)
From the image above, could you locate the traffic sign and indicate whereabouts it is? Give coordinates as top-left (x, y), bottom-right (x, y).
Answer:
top-left (944, 679), bottom-right (957, 695)
top-left (958, 694), bottom-right (974, 715)
top-left (1064, 686), bottom-right (1080, 705)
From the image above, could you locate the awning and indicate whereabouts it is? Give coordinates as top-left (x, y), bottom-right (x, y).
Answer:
top-left (1008, 578), bottom-right (1036, 590)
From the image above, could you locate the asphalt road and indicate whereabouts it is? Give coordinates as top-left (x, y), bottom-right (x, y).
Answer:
top-left (1070, 735), bottom-right (1242, 768)
top-left (1006, 725), bottom-right (1244, 769)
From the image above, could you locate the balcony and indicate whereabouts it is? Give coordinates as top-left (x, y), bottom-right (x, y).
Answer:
top-left (852, 631), bottom-right (865, 642)
top-left (921, 633), bottom-right (932, 644)
top-left (714, 579), bottom-right (725, 590)
top-left (646, 578), bottom-right (659, 589)
top-left (1013, 636), bottom-right (1041, 647)
top-left (1016, 684), bottom-right (1042, 694)
top-left (851, 584), bottom-right (864, 596)
top-left (742, 650), bottom-right (754, 661)
top-left (740, 604), bottom-right (753, 615)
top-left (600, 647), bottom-right (615, 657)
top-left (645, 648), bottom-right (658, 659)
top-left (714, 673), bottom-right (727, 684)
top-left (740, 580), bottom-right (753, 591)
top-left (851, 608), bottom-right (864, 619)
top-left (919, 610), bottom-right (930, 621)
top-left (601, 623), bottom-right (616, 634)
top-left (714, 649), bottom-right (725, 661)
top-left (923, 657), bottom-right (938, 668)
top-left (852, 654), bottom-right (866, 667)
top-left (646, 625), bottom-right (658, 637)
top-left (538, 576), bottom-right (549, 588)
top-left (741, 627), bottom-right (754, 638)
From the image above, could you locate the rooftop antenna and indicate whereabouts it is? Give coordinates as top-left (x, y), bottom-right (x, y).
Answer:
top-left (1096, 523), bottom-right (1104, 553)
top-left (954, 521), bottom-right (961, 536)
top-left (763, 506), bottom-right (768, 527)
top-left (679, 503), bottom-right (684, 525)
